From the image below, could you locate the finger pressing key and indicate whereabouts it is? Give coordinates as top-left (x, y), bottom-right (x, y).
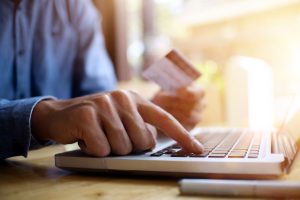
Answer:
top-left (137, 101), bottom-right (203, 153)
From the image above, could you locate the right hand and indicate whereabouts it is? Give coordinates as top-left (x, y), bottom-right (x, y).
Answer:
top-left (31, 90), bottom-right (203, 156)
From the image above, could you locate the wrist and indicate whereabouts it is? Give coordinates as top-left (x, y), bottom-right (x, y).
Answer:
top-left (31, 99), bottom-right (56, 141)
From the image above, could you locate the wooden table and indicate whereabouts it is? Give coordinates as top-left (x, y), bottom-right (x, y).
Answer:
top-left (1, 145), bottom-right (300, 200)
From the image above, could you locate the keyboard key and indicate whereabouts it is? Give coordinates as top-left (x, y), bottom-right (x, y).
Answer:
top-left (204, 145), bottom-right (218, 149)
top-left (248, 153), bottom-right (258, 158)
top-left (211, 150), bottom-right (228, 154)
top-left (150, 152), bottom-right (163, 157)
top-left (230, 150), bottom-right (247, 153)
top-left (233, 147), bottom-right (248, 150)
top-left (228, 153), bottom-right (246, 158)
top-left (171, 143), bottom-right (181, 149)
top-left (228, 155), bottom-right (245, 158)
top-left (164, 149), bottom-right (178, 154)
top-left (214, 147), bottom-right (230, 151)
top-left (161, 129), bottom-right (263, 160)
top-left (171, 150), bottom-right (189, 157)
top-left (204, 148), bottom-right (214, 151)
top-left (190, 151), bottom-right (210, 157)
top-left (209, 153), bottom-right (227, 158)
top-left (251, 145), bottom-right (260, 147)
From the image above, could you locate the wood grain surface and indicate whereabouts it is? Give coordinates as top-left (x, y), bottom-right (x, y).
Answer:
top-left (1, 144), bottom-right (300, 200)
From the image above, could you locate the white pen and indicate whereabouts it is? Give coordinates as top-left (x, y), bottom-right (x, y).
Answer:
top-left (179, 179), bottom-right (300, 198)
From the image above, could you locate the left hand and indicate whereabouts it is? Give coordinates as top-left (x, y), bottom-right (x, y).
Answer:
top-left (152, 83), bottom-right (205, 130)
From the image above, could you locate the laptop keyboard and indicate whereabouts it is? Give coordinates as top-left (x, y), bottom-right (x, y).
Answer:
top-left (150, 129), bottom-right (262, 158)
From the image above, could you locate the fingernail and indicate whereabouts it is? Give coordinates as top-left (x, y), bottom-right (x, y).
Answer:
top-left (192, 138), bottom-right (204, 153)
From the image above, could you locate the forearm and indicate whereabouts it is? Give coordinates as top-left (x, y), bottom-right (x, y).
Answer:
top-left (0, 97), bottom-right (55, 159)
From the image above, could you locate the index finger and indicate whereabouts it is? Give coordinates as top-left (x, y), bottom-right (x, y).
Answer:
top-left (137, 101), bottom-right (203, 153)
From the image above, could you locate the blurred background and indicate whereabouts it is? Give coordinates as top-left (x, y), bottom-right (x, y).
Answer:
top-left (93, 0), bottom-right (300, 128)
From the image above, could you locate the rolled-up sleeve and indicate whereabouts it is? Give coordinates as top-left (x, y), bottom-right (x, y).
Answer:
top-left (0, 96), bottom-right (55, 159)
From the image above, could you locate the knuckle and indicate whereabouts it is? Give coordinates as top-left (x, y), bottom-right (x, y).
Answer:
top-left (111, 90), bottom-right (135, 109)
top-left (77, 105), bottom-right (96, 120)
top-left (94, 95), bottom-right (111, 107)
top-left (111, 89), bottom-right (129, 99)
top-left (111, 89), bottom-right (128, 99)
top-left (130, 90), bottom-right (148, 103)
top-left (93, 95), bottom-right (116, 117)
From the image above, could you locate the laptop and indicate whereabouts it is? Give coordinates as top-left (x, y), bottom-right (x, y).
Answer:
top-left (55, 100), bottom-right (300, 179)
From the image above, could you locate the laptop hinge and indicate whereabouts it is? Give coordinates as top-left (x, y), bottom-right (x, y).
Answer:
top-left (272, 131), bottom-right (299, 172)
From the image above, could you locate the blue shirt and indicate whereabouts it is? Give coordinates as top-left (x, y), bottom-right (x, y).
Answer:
top-left (0, 0), bottom-right (117, 159)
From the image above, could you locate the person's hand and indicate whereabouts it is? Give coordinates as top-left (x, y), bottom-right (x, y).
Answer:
top-left (31, 90), bottom-right (203, 156)
top-left (152, 84), bottom-right (205, 131)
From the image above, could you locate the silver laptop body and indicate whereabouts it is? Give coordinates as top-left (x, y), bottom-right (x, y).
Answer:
top-left (55, 120), bottom-right (299, 179)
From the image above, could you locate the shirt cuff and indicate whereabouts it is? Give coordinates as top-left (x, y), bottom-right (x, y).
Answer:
top-left (28, 96), bottom-right (57, 150)
top-left (14, 96), bottom-right (56, 157)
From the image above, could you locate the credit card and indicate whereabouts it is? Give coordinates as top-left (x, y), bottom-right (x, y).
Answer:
top-left (142, 49), bottom-right (201, 92)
